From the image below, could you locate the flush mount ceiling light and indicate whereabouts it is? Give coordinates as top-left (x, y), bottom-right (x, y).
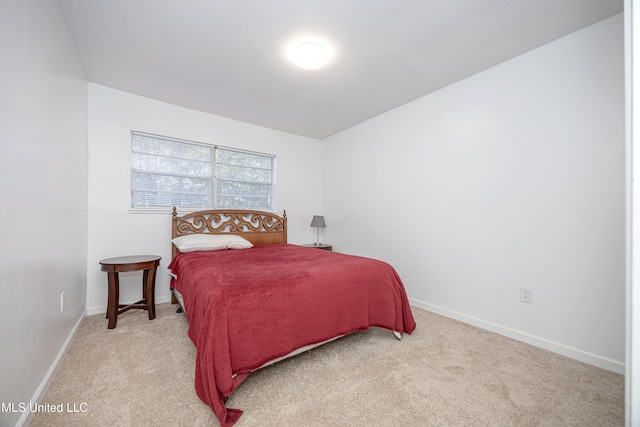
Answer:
top-left (291, 42), bottom-right (328, 70)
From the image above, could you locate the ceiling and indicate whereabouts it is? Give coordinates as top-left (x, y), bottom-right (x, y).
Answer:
top-left (59, 0), bottom-right (623, 139)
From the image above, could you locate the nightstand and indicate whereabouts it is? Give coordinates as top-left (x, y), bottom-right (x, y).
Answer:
top-left (302, 243), bottom-right (332, 251)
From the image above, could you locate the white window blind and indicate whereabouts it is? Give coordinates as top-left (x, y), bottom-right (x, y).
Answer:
top-left (131, 132), bottom-right (275, 210)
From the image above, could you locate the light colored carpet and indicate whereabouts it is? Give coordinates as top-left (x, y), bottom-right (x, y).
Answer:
top-left (31, 303), bottom-right (623, 426)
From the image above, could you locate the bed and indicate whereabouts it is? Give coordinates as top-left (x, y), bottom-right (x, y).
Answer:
top-left (168, 208), bottom-right (416, 426)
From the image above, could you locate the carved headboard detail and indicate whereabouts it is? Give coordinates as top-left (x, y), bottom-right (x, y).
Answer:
top-left (171, 207), bottom-right (287, 258)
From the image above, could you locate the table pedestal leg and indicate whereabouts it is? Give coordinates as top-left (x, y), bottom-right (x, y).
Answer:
top-left (143, 267), bottom-right (157, 320)
top-left (107, 272), bottom-right (119, 329)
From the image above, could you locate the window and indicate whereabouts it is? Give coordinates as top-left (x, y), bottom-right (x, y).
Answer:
top-left (131, 131), bottom-right (275, 210)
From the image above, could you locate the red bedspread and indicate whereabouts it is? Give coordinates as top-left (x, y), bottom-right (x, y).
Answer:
top-left (168, 243), bottom-right (416, 426)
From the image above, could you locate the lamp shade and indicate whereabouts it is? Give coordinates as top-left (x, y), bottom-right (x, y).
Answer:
top-left (310, 215), bottom-right (326, 228)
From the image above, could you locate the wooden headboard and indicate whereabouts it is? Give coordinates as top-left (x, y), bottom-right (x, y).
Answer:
top-left (171, 207), bottom-right (287, 258)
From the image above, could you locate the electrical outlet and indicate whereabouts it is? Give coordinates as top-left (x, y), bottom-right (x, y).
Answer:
top-left (520, 288), bottom-right (533, 304)
top-left (60, 292), bottom-right (65, 312)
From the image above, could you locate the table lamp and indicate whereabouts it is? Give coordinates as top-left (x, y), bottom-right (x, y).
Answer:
top-left (310, 215), bottom-right (326, 246)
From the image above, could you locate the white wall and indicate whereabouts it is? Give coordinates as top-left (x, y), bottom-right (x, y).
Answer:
top-left (0, 1), bottom-right (88, 426)
top-left (86, 84), bottom-right (323, 314)
top-left (323, 14), bottom-right (625, 372)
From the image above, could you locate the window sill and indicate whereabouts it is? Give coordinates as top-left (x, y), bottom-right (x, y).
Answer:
top-left (129, 207), bottom-right (278, 214)
top-left (129, 207), bottom-right (194, 215)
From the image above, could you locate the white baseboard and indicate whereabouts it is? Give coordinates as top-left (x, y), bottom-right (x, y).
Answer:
top-left (409, 297), bottom-right (625, 374)
top-left (16, 310), bottom-right (86, 427)
top-left (86, 295), bottom-right (173, 316)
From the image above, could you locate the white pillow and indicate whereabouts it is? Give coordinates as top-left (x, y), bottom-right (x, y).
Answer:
top-left (226, 235), bottom-right (254, 249)
top-left (172, 234), bottom-right (229, 253)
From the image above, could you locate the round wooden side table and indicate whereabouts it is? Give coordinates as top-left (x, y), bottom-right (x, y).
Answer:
top-left (99, 255), bottom-right (161, 329)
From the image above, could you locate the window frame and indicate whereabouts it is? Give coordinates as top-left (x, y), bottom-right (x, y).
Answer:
top-left (130, 131), bottom-right (276, 213)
